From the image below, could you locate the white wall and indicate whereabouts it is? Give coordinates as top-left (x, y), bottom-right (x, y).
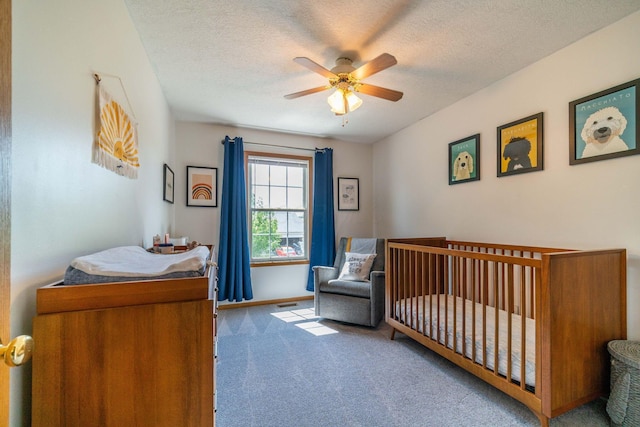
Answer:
top-left (11, 0), bottom-right (174, 424)
top-left (174, 122), bottom-right (375, 303)
top-left (373, 11), bottom-right (640, 339)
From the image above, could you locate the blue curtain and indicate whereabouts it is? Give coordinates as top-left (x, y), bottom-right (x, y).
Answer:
top-left (217, 136), bottom-right (253, 302)
top-left (306, 148), bottom-right (336, 291)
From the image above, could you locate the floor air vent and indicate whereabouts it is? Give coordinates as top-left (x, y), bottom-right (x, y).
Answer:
top-left (276, 302), bottom-right (298, 308)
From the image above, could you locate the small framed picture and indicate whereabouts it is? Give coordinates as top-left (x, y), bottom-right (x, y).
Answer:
top-left (448, 134), bottom-right (480, 185)
top-left (186, 166), bottom-right (217, 207)
top-left (163, 164), bottom-right (174, 204)
top-left (337, 177), bottom-right (359, 211)
top-left (569, 78), bottom-right (639, 165)
top-left (497, 112), bottom-right (543, 177)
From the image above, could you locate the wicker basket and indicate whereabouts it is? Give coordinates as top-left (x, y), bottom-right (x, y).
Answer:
top-left (607, 340), bottom-right (640, 427)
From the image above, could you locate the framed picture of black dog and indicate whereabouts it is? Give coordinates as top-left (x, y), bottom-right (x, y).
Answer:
top-left (569, 78), bottom-right (639, 165)
top-left (448, 134), bottom-right (480, 185)
top-left (497, 112), bottom-right (543, 177)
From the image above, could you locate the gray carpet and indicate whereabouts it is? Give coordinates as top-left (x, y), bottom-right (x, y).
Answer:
top-left (216, 300), bottom-right (610, 427)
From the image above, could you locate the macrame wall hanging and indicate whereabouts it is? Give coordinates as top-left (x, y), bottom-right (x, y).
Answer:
top-left (92, 73), bottom-right (139, 179)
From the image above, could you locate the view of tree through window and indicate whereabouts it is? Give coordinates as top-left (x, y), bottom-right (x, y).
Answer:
top-left (247, 153), bottom-right (310, 262)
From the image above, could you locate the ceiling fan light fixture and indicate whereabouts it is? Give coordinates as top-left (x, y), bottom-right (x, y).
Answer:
top-left (327, 89), bottom-right (345, 113)
top-left (345, 90), bottom-right (363, 112)
top-left (327, 89), bottom-right (362, 115)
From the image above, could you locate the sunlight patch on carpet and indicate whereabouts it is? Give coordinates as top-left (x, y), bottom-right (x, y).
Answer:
top-left (294, 321), bottom-right (339, 336)
top-left (270, 311), bottom-right (307, 322)
top-left (270, 308), bottom-right (338, 335)
top-left (270, 308), bottom-right (318, 322)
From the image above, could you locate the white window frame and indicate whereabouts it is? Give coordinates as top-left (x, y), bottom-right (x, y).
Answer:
top-left (246, 151), bottom-right (312, 265)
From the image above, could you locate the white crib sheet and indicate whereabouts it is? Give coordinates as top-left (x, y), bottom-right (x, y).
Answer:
top-left (396, 295), bottom-right (536, 387)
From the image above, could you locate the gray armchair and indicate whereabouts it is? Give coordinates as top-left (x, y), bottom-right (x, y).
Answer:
top-left (313, 237), bottom-right (386, 327)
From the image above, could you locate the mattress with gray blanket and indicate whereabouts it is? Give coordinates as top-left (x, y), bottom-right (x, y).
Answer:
top-left (63, 245), bottom-right (210, 285)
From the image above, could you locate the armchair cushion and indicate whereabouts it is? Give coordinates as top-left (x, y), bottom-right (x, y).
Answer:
top-left (322, 279), bottom-right (372, 298)
top-left (337, 252), bottom-right (376, 281)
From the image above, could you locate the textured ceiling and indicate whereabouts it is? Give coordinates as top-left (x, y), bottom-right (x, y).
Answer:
top-left (124, 0), bottom-right (640, 144)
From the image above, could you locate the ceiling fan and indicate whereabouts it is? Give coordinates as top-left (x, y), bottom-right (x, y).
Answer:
top-left (284, 53), bottom-right (403, 115)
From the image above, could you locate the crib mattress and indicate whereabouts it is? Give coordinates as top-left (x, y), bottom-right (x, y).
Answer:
top-left (395, 294), bottom-right (536, 387)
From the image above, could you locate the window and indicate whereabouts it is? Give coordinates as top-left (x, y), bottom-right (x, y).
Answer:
top-left (246, 152), bottom-right (311, 263)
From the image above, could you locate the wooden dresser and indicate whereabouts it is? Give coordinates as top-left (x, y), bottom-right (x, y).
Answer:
top-left (31, 259), bottom-right (218, 426)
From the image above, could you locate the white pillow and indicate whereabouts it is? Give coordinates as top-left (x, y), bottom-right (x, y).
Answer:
top-left (337, 252), bottom-right (376, 281)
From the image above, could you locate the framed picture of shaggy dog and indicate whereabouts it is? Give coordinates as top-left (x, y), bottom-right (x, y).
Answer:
top-left (569, 78), bottom-right (639, 165)
top-left (448, 134), bottom-right (480, 185)
top-left (497, 112), bottom-right (543, 177)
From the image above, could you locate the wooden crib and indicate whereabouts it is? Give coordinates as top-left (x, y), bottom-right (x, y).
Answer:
top-left (385, 237), bottom-right (626, 426)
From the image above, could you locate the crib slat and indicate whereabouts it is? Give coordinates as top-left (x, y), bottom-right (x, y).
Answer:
top-left (436, 253), bottom-right (442, 345)
top-left (485, 262), bottom-right (493, 371)
top-left (389, 247), bottom-right (395, 320)
top-left (416, 250), bottom-right (422, 331)
top-left (398, 251), bottom-right (404, 325)
top-left (453, 247), bottom-right (459, 354)
top-left (506, 263), bottom-right (514, 385)
top-left (432, 253), bottom-right (438, 340)
top-left (462, 247), bottom-right (469, 356)
top-left (409, 250), bottom-right (412, 322)
top-left (410, 250), bottom-right (416, 330)
top-left (425, 251), bottom-right (430, 338)
top-left (471, 257), bottom-right (478, 362)
top-left (418, 251), bottom-right (423, 335)
top-left (520, 268), bottom-right (527, 390)
top-left (528, 259), bottom-right (535, 320)
top-left (395, 248), bottom-right (400, 320)
top-left (501, 256), bottom-right (506, 311)
top-left (444, 254), bottom-right (451, 350)
top-left (493, 261), bottom-right (500, 375)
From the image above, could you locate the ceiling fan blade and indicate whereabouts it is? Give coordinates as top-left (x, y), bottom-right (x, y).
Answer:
top-left (284, 85), bottom-right (331, 99)
top-left (356, 83), bottom-right (403, 102)
top-left (351, 53), bottom-right (397, 80)
top-left (293, 57), bottom-right (336, 79)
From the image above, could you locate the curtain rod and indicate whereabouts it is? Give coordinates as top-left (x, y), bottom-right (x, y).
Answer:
top-left (220, 139), bottom-right (320, 152)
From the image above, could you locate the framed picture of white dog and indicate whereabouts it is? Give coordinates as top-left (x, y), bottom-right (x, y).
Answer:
top-left (497, 112), bottom-right (544, 177)
top-left (448, 134), bottom-right (480, 185)
top-left (569, 78), bottom-right (639, 165)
